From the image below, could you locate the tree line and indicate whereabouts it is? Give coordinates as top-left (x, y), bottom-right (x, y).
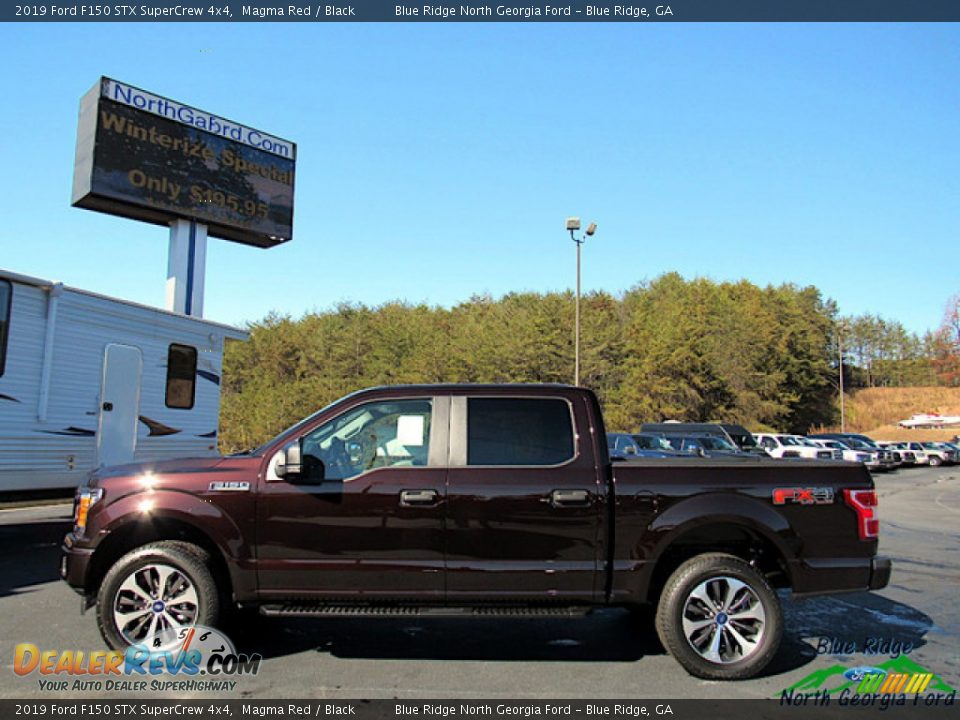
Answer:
top-left (219, 273), bottom-right (952, 452)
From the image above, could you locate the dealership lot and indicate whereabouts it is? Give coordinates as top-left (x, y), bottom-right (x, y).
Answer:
top-left (2, 466), bottom-right (958, 700)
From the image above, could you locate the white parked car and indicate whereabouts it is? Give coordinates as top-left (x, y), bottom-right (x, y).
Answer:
top-left (876, 441), bottom-right (919, 467)
top-left (891, 441), bottom-right (931, 466)
top-left (896, 441), bottom-right (955, 467)
top-left (754, 433), bottom-right (841, 461)
top-left (810, 439), bottom-right (880, 469)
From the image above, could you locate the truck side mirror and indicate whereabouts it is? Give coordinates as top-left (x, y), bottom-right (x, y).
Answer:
top-left (275, 440), bottom-right (302, 479)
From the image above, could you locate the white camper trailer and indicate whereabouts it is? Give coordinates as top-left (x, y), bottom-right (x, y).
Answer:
top-left (0, 268), bottom-right (248, 492)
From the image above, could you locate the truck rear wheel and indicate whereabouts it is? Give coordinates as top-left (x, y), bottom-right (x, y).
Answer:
top-left (655, 553), bottom-right (782, 680)
top-left (96, 541), bottom-right (220, 651)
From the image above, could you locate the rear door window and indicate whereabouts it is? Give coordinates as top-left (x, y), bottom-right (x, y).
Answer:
top-left (467, 398), bottom-right (575, 466)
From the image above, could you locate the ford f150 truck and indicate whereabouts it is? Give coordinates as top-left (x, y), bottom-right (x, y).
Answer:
top-left (61, 384), bottom-right (891, 680)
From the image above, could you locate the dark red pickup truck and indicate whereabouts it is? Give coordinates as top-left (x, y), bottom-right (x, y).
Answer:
top-left (61, 384), bottom-right (890, 680)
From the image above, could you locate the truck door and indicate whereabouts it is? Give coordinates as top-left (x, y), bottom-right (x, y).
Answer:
top-left (96, 343), bottom-right (142, 468)
top-left (445, 395), bottom-right (603, 603)
top-left (256, 396), bottom-right (448, 601)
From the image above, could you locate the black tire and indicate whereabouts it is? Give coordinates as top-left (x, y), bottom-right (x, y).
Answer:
top-left (96, 541), bottom-right (220, 651)
top-left (165, 540), bottom-right (211, 563)
top-left (929, 455), bottom-right (942, 467)
top-left (655, 553), bottom-right (782, 680)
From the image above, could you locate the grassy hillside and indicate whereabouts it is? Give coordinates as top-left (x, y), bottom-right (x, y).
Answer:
top-left (816, 386), bottom-right (960, 441)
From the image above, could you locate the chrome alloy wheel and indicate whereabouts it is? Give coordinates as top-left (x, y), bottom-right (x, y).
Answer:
top-left (112, 563), bottom-right (200, 646)
top-left (681, 575), bottom-right (766, 664)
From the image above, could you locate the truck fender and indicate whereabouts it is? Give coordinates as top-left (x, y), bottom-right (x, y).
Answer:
top-left (629, 493), bottom-right (800, 601)
top-left (91, 489), bottom-right (247, 594)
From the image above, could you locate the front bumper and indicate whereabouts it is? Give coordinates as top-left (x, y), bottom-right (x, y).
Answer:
top-left (60, 532), bottom-right (93, 595)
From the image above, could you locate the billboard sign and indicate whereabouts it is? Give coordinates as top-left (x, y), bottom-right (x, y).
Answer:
top-left (72, 77), bottom-right (296, 248)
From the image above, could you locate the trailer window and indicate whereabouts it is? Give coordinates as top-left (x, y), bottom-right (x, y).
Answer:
top-left (467, 398), bottom-right (575, 466)
top-left (165, 344), bottom-right (197, 409)
top-left (0, 280), bottom-right (10, 377)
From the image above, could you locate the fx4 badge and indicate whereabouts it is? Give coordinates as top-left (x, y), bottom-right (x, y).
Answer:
top-left (772, 487), bottom-right (835, 505)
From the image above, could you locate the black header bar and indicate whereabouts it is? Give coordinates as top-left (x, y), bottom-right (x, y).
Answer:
top-left (6, 0), bottom-right (960, 22)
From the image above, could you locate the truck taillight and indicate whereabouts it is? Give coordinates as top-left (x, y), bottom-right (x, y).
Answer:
top-left (843, 488), bottom-right (879, 540)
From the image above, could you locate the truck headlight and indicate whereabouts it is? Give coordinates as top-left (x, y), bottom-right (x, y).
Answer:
top-left (74, 487), bottom-right (103, 535)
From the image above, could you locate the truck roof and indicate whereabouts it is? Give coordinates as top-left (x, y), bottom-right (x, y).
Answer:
top-left (346, 383), bottom-right (581, 394)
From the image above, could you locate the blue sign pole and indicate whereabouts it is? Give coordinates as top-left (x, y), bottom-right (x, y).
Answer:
top-left (166, 218), bottom-right (207, 317)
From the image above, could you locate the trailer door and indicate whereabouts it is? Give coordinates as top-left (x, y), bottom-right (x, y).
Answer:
top-left (96, 343), bottom-right (143, 468)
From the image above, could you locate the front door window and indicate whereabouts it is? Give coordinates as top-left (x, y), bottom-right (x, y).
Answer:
top-left (302, 399), bottom-right (432, 481)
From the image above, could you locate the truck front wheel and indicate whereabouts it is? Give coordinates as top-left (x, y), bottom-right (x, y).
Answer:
top-left (655, 553), bottom-right (782, 680)
top-left (96, 541), bottom-right (220, 651)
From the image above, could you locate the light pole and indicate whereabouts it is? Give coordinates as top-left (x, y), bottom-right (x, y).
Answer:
top-left (838, 320), bottom-right (847, 432)
top-left (566, 217), bottom-right (597, 386)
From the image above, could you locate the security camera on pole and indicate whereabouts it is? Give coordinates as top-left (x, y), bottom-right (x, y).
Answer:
top-left (566, 217), bottom-right (597, 387)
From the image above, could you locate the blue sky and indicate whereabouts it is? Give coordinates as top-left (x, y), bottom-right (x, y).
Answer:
top-left (1, 23), bottom-right (957, 335)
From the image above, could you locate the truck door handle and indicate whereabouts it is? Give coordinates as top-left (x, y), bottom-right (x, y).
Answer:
top-left (548, 489), bottom-right (591, 507)
top-left (400, 489), bottom-right (439, 507)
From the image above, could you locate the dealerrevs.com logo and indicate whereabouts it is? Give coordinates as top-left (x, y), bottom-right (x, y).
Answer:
top-left (13, 625), bottom-right (261, 692)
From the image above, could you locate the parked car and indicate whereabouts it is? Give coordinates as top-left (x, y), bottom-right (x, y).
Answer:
top-left (891, 441), bottom-right (953, 467)
top-left (899, 449), bottom-right (918, 466)
top-left (887, 448), bottom-right (905, 468)
top-left (810, 439), bottom-right (880, 470)
top-left (608, 432), bottom-right (643, 458)
top-left (61, 383), bottom-right (890, 681)
top-left (888, 441), bottom-right (930, 466)
top-left (607, 432), bottom-right (680, 459)
top-left (921, 442), bottom-right (956, 466)
top-left (754, 433), bottom-right (840, 461)
top-left (631, 432), bottom-right (679, 452)
top-left (876, 442), bottom-right (917, 467)
top-left (640, 422), bottom-right (769, 457)
top-left (719, 424), bottom-right (770, 457)
top-left (942, 441), bottom-right (960, 460)
top-left (808, 434), bottom-right (897, 471)
top-left (663, 433), bottom-right (748, 458)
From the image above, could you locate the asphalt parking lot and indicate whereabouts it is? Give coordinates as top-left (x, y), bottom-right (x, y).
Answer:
top-left (1, 466), bottom-right (958, 700)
